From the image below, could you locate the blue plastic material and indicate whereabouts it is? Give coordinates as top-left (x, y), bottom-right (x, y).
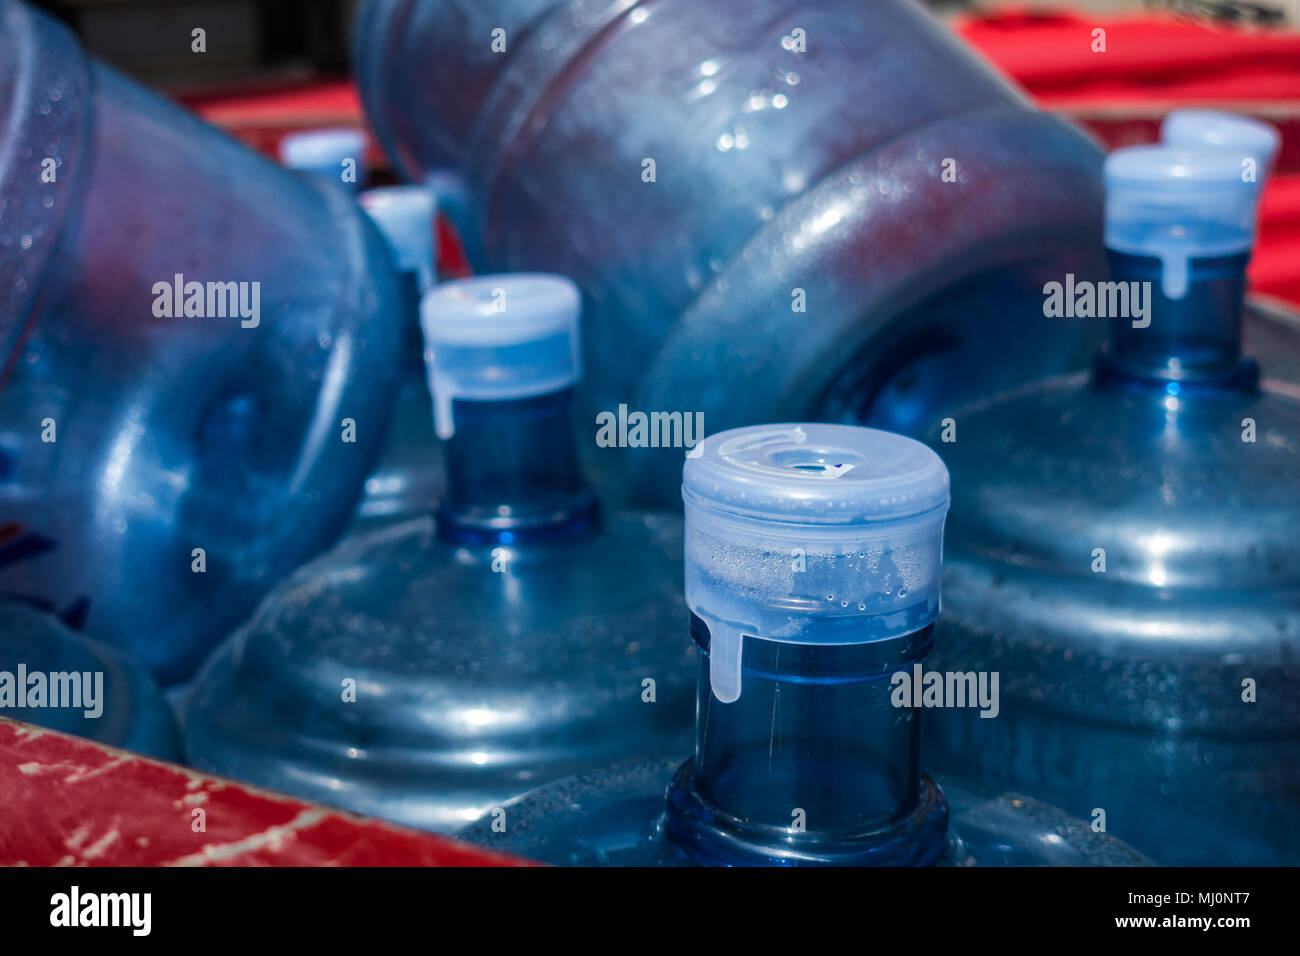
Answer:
top-left (352, 185), bottom-right (443, 528)
top-left (1161, 109), bottom-right (1281, 173)
top-left (279, 126), bottom-right (369, 191)
top-left (458, 424), bottom-right (1148, 866)
top-left (422, 274), bottom-right (582, 440)
top-left (0, 599), bottom-right (181, 761)
top-left (0, 0), bottom-right (403, 684)
top-left (1158, 110), bottom-right (1300, 387)
top-left (354, 0), bottom-right (1111, 507)
top-left (682, 424), bottom-right (948, 703)
top-left (923, 147), bottom-right (1300, 865)
top-left (458, 758), bottom-right (1149, 866)
top-left (183, 275), bottom-right (694, 833)
top-left (360, 186), bottom-right (436, 290)
top-left (1104, 146), bottom-right (1261, 299)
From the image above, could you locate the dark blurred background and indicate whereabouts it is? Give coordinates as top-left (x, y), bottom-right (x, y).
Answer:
top-left (31, 0), bottom-right (1300, 93)
top-left (33, 0), bottom-right (358, 91)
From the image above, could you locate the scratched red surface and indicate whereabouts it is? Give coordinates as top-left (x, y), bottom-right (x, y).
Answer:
top-left (0, 718), bottom-right (529, 866)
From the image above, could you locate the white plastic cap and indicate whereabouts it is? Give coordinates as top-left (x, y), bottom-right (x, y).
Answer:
top-left (278, 127), bottom-right (368, 189)
top-left (1161, 109), bottom-right (1281, 174)
top-left (683, 424), bottom-right (950, 704)
top-left (360, 185), bottom-right (437, 293)
top-left (420, 274), bottom-right (582, 440)
top-left (1104, 145), bottom-right (1261, 299)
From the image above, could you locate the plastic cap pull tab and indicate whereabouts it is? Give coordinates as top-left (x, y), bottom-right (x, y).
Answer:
top-left (702, 617), bottom-right (747, 704)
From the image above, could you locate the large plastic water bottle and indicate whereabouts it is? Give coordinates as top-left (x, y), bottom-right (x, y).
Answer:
top-left (1161, 109), bottom-right (1281, 172)
top-left (458, 424), bottom-right (1149, 866)
top-left (0, 599), bottom-right (180, 761)
top-left (354, 0), bottom-right (1110, 507)
top-left (1160, 109), bottom-right (1300, 386)
top-left (278, 127), bottom-right (370, 192)
top-left (353, 185), bottom-right (444, 527)
top-left (923, 145), bottom-right (1300, 865)
top-left (183, 274), bottom-right (694, 833)
top-left (0, 0), bottom-right (403, 684)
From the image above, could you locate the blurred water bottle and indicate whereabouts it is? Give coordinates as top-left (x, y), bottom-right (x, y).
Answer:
top-left (353, 185), bottom-right (444, 527)
top-left (279, 127), bottom-right (369, 192)
top-left (0, 599), bottom-right (180, 761)
top-left (458, 424), bottom-right (1148, 866)
top-left (354, 0), bottom-right (1110, 506)
top-left (1160, 109), bottom-right (1300, 386)
top-left (0, 0), bottom-right (403, 684)
top-left (183, 274), bottom-right (694, 833)
top-left (1161, 109), bottom-right (1281, 174)
top-left (924, 144), bottom-right (1300, 865)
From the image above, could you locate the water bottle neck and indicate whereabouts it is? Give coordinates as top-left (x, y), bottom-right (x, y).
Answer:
top-left (1096, 250), bottom-right (1258, 392)
top-left (664, 614), bottom-right (948, 865)
top-left (436, 387), bottom-right (598, 544)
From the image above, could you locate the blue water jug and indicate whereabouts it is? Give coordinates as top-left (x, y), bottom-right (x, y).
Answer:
top-left (1162, 109), bottom-right (1280, 172)
top-left (279, 127), bottom-right (369, 192)
top-left (1160, 109), bottom-right (1300, 385)
top-left (183, 274), bottom-right (694, 833)
top-left (457, 424), bottom-right (1148, 865)
top-left (354, 0), bottom-right (1111, 507)
top-left (923, 144), bottom-right (1300, 865)
top-left (0, 0), bottom-right (403, 684)
top-left (0, 599), bottom-right (180, 761)
top-left (352, 185), bottom-right (444, 528)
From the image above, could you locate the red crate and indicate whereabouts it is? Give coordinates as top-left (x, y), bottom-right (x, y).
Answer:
top-left (0, 717), bottom-right (530, 867)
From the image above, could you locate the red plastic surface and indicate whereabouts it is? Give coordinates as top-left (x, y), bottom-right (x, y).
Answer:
top-left (0, 718), bottom-right (530, 866)
top-left (958, 9), bottom-right (1300, 108)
